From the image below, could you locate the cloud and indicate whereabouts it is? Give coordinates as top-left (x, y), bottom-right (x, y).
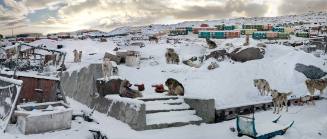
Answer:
top-left (0, 0), bottom-right (28, 30)
top-left (278, 0), bottom-right (327, 15)
top-left (170, 0), bottom-right (268, 20)
top-left (0, 0), bottom-right (326, 35)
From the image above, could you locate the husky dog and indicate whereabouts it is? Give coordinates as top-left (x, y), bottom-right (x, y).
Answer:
top-left (206, 38), bottom-right (217, 49)
top-left (73, 49), bottom-right (78, 62)
top-left (253, 79), bottom-right (271, 96)
top-left (165, 48), bottom-right (180, 64)
top-left (271, 90), bottom-right (292, 114)
top-left (305, 78), bottom-right (327, 96)
top-left (111, 61), bottom-right (119, 76)
top-left (149, 36), bottom-right (159, 43)
top-left (165, 78), bottom-right (184, 96)
top-left (102, 58), bottom-right (112, 81)
top-left (119, 79), bottom-right (142, 98)
top-left (78, 51), bottom-right (82, 62)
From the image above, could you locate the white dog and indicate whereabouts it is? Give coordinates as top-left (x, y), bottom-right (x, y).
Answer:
top-left (271, 89), bottom-right (292, 114)
top-left (102, 58), bottom-right (112, 81)
top-left (253, 79), bottom-right (271, 96)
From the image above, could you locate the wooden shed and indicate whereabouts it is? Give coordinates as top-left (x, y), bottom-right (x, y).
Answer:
top-left (0, 73), bottom-right (65, 104)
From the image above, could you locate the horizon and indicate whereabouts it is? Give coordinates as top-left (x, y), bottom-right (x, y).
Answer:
top-left (1, 0), bottom-right (326, 36)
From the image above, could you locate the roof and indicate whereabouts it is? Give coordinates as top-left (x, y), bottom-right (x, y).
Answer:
top-left (0, 70), bottom-right (59, 81)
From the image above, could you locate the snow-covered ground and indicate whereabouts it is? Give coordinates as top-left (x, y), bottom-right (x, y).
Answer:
top-left (29, 35), bottom-right (327, 108)
top-left (2, 98), bottom-right (327, 139)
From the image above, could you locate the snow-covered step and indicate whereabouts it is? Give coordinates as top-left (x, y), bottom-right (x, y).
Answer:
top-left (145, 99), bottom-right (191, 113)
top-left (146, 110), bottom-right (202, 129)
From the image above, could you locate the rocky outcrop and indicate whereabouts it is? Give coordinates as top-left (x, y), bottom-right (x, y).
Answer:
top-left (229, 47), bottom-right (265, 62)
top-left (295, 63), bottom-right (327, 79)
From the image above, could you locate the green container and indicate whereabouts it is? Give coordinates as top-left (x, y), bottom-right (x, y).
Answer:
top-left (252, 32), bottom-right (267, 39)
top-left (170, 30), bottom-right (188, 35)
top-left (254, 25), bottom-right (264, 31)
top-left (224, 25), bottom-right (235, 30)
top-left (277, 32), bottom-right (289, 39)
top-left (296, 32), bottom-right (309, 38)
top-left (215, 25), bottom-right (224, 30)
top-left (272, 27), bottom-right (284, 32)
top-left (198, 32), bottom-right (211, 38)
top-left (212, 32), bottom-right (225, 39)
top-left (242, 25), bottom-right (252, 29)
top-left (186, 27), bottom-right (193, 32)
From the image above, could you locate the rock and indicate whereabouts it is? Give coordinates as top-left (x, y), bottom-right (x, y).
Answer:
top-left (104, 52), bottom-right (121, 64)
top-left (229, 47), bottom-right (264, 62)
top-left (257, 43), bottom-right (266, 48)
top-left (207, 62), bottom-right (219, 70)
top-left (205, 50), bottom-right (228, 60)
top-left (225, 43), bottom-right (233, 47)
top-left (295, 63), bottom-right (327, 79)
top-left (183, 60), bottom-right (201, 68)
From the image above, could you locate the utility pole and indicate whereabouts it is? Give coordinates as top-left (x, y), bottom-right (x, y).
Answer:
top-left (324, 36), bottom-right (327, 54)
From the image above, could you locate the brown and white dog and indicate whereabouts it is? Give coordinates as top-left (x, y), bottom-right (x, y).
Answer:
top-left (165, 48), bottom-right (180, 64)
top-left (73, 49), bottom-right (78, 62)
top-left (102, 58), bottom-right (112, 81)
top-left (78, 51), bottom-right (82, 62)
top-left (165, 78), bottom-right (184, 96)
top-left (119, 79), bottom-right (142, 98)
top-left (305, 78), bottom-right (327, 96)
top-left (271, 89), bottom-right (292, 114)
top-left (253, 79), bottom-right (271, 96)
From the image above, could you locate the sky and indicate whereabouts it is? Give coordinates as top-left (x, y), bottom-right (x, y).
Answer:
top-left (0, 0), bottom-right (326, 36)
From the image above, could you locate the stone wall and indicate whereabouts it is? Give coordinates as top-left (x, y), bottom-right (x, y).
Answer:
top-left (184, 98), bottom-right (215, 123)
top-left (60, 64), bottom-right (146, 130)
top-left (60, 64), bottom-right (103, 107)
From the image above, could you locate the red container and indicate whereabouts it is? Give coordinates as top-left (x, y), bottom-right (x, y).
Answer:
top-left (200, 24), bottom-right (209, 27)
top-left (267, 32), bottom-right (278, 39)
top-left (225, 31), bottom-right (240, 38)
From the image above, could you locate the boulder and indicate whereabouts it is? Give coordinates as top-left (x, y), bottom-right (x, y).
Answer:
top-left (229, 47), bottom-right (264, 62)
top-left (104, 52), bottom-right (121, 64)
top-left (295, 63), bottom-right (327, 79)
top-left (257, 43), bottom-right (266, 48)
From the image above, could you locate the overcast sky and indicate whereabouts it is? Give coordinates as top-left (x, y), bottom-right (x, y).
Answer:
top-left (0, 0), bottom-right (326, 36)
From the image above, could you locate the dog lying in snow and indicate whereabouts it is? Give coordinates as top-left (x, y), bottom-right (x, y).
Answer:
top-left (119, 79), bottom-right (142, 98)
top-left (165, 78), bottom-right (184, 96)
top-left (253, 79), bottom-right (271, 96)
top-left (299, 95), bottom-right (315, 105)
top-left (305, 78), bottom-right (327, 96)
top-left (271, 89), bottom-right (292, 114)
top-left (102, 58), bottom-right (112, 81)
